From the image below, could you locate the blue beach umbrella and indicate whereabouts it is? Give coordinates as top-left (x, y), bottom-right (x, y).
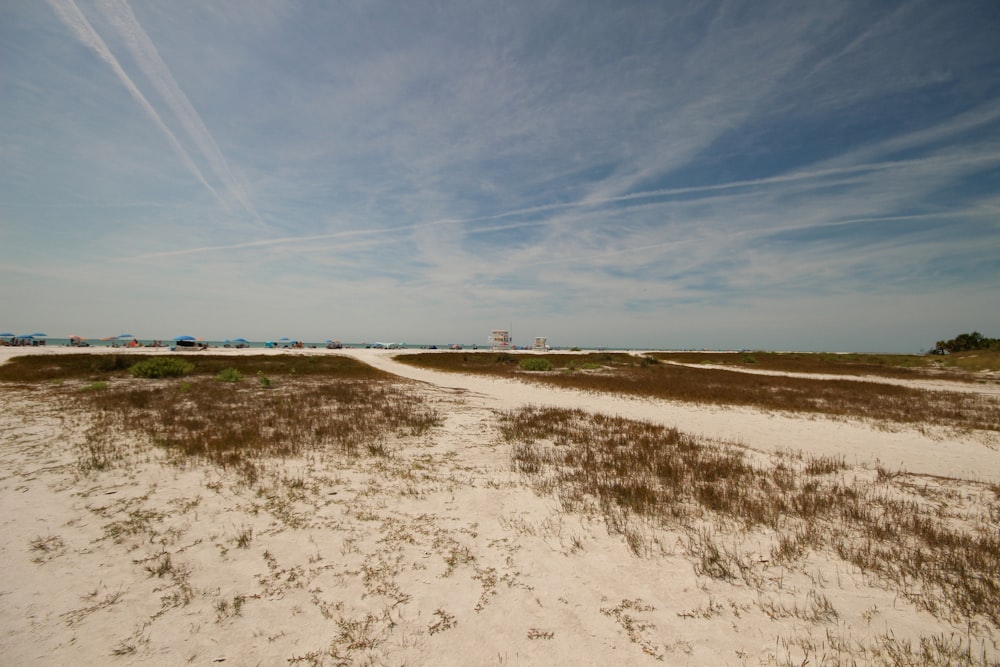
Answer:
top-left (117, 333), bottom-right (135, 339)
top-left (232, 338), bottom-right (249, 343)
top-left (0, 332), bottom-right (14, 337)
top-left (278, 337), bottom-right (291, 341)
top-left (27, 332), bottom-right (47, 337)
top-left (173, 335), bottom-right (197, 341)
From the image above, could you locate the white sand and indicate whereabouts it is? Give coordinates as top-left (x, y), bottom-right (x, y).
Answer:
top-left (1, 346), bottom-right (997, 665)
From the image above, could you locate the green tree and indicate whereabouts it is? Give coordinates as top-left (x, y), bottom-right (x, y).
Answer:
top-left (934, 331), bottom-right (998, 353)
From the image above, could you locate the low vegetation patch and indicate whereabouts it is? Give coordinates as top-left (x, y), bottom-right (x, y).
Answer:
top-left (0, 353), bottom-right (386, 383)
top-left (215, 367), bottom-right (242, 382)
top-left (400, 352), bottom-right (1000, 433)
top-left (80, 381), bottom-right (108, 392)
top-left (655, 350), bottom-right (1000, 378)
top-left (71, 377), bottom-right (440, 483)
top-left (3, 356), bottom-right (439, 485)
top-left (500, 406), bottom-right (1000, 628)
top-left (518, 357), bottom-right (552, 371)
top-left (130, 357), bottom-right (194, 379)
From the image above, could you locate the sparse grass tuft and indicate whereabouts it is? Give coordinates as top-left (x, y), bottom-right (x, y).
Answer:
top-left (234, 524), bottom-right (253, 549)
top-left (144, 554), bottom-right (174, 578)
top-left (30, 534), bottom-right (65, 562)
top-left (804, 454), bottom-right (848, 476)
top-left (428, 608), bottom-right (457, 635)
top-left (215, 367), bottom-right (242, 382)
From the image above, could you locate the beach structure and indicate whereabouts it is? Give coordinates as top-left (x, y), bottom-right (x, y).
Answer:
top-left (490, 329), bottom-right (512, 351)
top-left (533, 336), bottom-right (549, 351)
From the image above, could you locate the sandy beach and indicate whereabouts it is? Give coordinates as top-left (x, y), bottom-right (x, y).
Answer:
top-left (1, 346), bottom-right (998, 665)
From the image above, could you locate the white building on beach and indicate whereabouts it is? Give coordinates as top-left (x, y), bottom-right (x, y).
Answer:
top-left (490, 329), bottom-right (511, 350)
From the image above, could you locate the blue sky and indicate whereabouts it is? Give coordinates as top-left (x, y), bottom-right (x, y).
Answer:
top-left (2, 0), bottom-right (998, 351)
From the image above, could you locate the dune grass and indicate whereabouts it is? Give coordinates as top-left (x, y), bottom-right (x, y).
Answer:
top-left (500, 406), bottom-right (1000, 629)
top-left (77, 377), bottom-right (439, 479)
top-left (653, 350), bottom-right (1000, 377)
top-left (399, 352), bottom-right (1000, 433)
top-left (0, 353), bottom-right (385, 384)
top-left (938, 349), bottom-right (1000, 374)
top-left (0, 355), bottom-right (440, 485)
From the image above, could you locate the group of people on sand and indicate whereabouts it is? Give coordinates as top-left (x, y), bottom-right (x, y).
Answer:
top-left (3, 337), bottom-right (45, 347)
top-left (107, 339), bottom-right (166, 348)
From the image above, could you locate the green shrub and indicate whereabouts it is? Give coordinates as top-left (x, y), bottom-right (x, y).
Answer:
top-left (129, 358), bottom-right (194, 379)
top-left (257, 370), bottom-right (272, 388)
top-left (567, 360), bottom-right (603, 371)
top-left (216, 367), bottom-right (242, 382)
top-left (80, 381), bottom-right (109, 391)
top-left (519, 357), bottom-right (552, 372)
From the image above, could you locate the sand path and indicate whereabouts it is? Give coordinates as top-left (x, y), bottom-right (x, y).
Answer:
top-left (358, 349), bottom-right (1000, 483)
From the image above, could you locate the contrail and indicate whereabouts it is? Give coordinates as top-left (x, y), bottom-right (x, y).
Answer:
top-left (127, 148), bottom-right (1000, 261)
top-left (94, 0), bottom-right (259, 220)
top-left (45, 0), bottom-right (226, 209)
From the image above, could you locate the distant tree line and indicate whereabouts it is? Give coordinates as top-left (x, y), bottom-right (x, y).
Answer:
top-left (934, 331), bottom-right (999, 353)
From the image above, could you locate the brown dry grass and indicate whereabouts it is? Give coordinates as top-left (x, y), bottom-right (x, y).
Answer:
top-left (74, 377), bottom-right (440, 483)
top-left (500, 406), bottom-right (1000, 629)
top-left (0, 355), bottom-right (442, 485)
top-left (654, 349), bottom-right (1000, 378)
top-left (399, 352), bottom-right (1000, 433)
top-left (0, 353), bottom-right (384, 384)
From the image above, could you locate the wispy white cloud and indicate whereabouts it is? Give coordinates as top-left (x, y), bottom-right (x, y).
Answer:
top-left (43, 0), bottom-right (225, 206)
top-left (3, 0), bottom-right (998, 350)
top-left (92, 0), bottom-right (259, 222)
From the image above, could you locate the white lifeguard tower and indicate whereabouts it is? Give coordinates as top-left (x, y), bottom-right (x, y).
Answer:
top-left (533, 336), bottom-right (549, 351)
top-left (490, 329), bottom-right (512, 351)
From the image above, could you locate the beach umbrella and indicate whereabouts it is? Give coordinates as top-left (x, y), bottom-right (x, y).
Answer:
top-left (0, 332), bottom-right (14, 337)
top-left (27, 332), bottom-right (47, 337)
top-left (278, 337), bottom-right (291, 341)
top-left (117, 333), bottom-right (135, 339)
top-left (173, 335), bottom-right (197, 341)
top-left (232, 338), bottom-right (249, 343)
